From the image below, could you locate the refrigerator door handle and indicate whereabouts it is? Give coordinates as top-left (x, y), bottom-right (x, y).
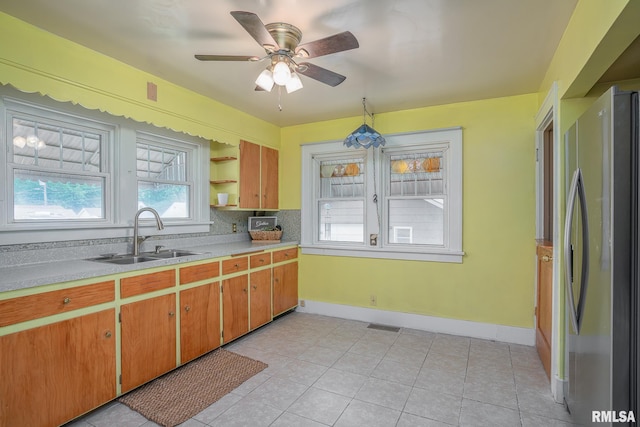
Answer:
top-left (564, 168), bottom-right (590, 334)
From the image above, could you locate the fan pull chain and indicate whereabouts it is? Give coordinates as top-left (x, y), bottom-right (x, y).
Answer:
top-left (278, 86), bottom-right (283, 111)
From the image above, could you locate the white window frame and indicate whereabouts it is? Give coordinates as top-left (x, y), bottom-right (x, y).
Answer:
top-left (301, 127), bottom-right (463, 263)
top-left (0, 88), bottom-right (211, 245)
top-left (313, 150), bottom-right (368, 246)
top-left (135, 132), bottom-right (195, 220)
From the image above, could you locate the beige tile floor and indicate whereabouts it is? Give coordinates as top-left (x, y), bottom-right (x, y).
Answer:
top-left (66, 312), bottom-right (577, 427)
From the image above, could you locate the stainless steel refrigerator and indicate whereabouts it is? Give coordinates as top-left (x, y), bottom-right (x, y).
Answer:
top-left (564, 86), bottom-right (639, 425)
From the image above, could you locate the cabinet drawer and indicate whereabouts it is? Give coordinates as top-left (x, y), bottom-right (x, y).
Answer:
top-left (273, 247), bottom-right (298, 263)
top-left (121, 270), bottom-right (175, 299)
top-left (180, 261), bottom-right (220, 285)
top-left (222, 257), bottom-right (248, 275)
top-left (0, 280), bottom-right (115, 327)
top-left (250, 252), bottom-right (271, 268)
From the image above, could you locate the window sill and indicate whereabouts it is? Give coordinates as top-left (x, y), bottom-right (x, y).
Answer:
top-left (300, 244), bottom-right (464, 263)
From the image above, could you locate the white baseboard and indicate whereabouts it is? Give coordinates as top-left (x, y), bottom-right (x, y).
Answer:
top-left (296, 300), bottom-right (535, 346)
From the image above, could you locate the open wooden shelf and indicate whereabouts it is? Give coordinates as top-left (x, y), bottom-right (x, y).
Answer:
top-left (210, 180), bottom-right (237, 184)
top-left (210, 156), bottom-right (237, 162)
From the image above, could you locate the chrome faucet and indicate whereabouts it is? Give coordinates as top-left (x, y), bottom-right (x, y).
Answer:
top-left (133, 207), bottom-right (164, 256)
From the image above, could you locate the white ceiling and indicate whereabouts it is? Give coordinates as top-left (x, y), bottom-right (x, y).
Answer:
top-left (0, 0), bottom-right (577, 127)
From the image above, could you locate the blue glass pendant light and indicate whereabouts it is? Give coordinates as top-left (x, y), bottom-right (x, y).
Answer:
top-left (344, 98), bottom-right (386, 149)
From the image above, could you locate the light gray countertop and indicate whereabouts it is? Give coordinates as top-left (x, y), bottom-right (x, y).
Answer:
top-left (0, 240), bottom-right (298, 294)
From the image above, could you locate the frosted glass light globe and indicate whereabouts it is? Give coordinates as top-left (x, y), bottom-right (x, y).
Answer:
top-left (272, 61), bottom-right (292, 86)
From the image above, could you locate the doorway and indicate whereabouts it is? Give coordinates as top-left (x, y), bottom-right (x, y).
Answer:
top-left (536, 121), bottom-right (554, 380)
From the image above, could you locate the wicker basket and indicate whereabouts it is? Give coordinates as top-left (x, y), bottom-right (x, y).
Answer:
top-left (249, 230), bottom-right (283, 242)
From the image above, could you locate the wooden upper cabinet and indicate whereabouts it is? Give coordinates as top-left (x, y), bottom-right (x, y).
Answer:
top-left (261, 146), bottom-right (279, 210)
top-left (239, 140), bottom-right (261, 209)
top-left (239, 140), bottom-right (278, 210)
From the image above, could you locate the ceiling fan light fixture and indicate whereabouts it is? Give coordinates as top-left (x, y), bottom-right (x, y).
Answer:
top-left (285, 73), bottom-right (303, 93)
top-left (272, 60), bottom-right (292, 85)
top-left (255, 69), bottom-right (275, 92)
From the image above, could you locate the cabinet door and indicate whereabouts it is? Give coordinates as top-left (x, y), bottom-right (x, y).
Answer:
top-left (273, 261), bottom-right (299, 316)
top-left (180, 282), bottom-right (221, 364)
top-left (261, 145), bottom-right (279, 209)
top-left (250, 269), bottom-right (272, 330)
top-left (0, 309), bottom-right (116, 427)
top-left (222, 275), bottom-right (249, 342)
top-left (121, 294), bottom-right (176, 392)
top-left (239, 140), bottom-right (261, 209)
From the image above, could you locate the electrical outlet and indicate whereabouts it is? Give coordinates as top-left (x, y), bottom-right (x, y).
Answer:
top-left (232, 223), bottom-right (237, 233)
top-left (299, 299), bottom-right (305, 307)
top-left (370, 234), bottom-right (378, 246)
top-left (370, 295), bottom-right (377, 306)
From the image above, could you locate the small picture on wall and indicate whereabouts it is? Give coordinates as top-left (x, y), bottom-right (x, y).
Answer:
top-left (248, 216), bottom-right (277, 231)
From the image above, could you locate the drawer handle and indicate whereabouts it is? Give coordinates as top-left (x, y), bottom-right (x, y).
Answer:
top-left (252, 285), bottom-right (257, 290)
top-left (234, 263), bottom-right (240, 268)
top-left (243, 288), bottom-right (247, 293)
top-left (185, 305), bottom-right (191, 312)
top-left (260, 259), bottom-right (265, 263)
top-left (284, 253), bottom-right (289, 258)
top-left (62, 297), bottom-right (71, 305)
top-left (169, 311), bottom-right (175, 317)
top-left (105, 330), bottom-right (112, 338)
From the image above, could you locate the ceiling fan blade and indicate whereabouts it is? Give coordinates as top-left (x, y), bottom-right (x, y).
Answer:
top-left (195, 54), bottom-right (258, 61)
top-left (295, 31), bottom-right (359, 58)
top-left (297, 62), bottom-right (346, 87)
top-left (230, 11), bottom-right (279, 51)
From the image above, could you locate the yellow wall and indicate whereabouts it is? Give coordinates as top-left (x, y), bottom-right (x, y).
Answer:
top-left (282, 94), bottom-right (539, 328)
top-left (2, 3), bottom-right (637, 331)
top-left (0, 12), bottom-right (280, 148)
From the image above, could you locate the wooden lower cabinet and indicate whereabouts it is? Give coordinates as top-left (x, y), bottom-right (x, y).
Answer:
top-left (273, 261), bottom-right (299, 316)
top-left (222, 275), bottom-right (249, 342)
top-left (180, 282), bottom-right (221, 363)
top-left (120, 293), bottom-right (176, 392)
top-left (0, 309), bottom-right (116, 427)
top-left (0, 245), bottom-right (299, 425)
top-left (250, 269), bottom-right (272, 330)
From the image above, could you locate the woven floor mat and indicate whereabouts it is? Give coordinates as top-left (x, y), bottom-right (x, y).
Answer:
top-left (118, 348), bottom-right (267, 427)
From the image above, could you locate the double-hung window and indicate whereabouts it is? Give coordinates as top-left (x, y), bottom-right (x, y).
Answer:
top-left (136, 133), bottom-right (192, 219)
top-left (301, 127), bottom-right (463, 262)
top-left (8, 107), bottom-right (111, 224)
top-left (316, 154), bottom-right (366, 243)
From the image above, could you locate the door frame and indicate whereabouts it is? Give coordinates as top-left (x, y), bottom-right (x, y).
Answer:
top-left (535, 82), bottom-right (564, 402)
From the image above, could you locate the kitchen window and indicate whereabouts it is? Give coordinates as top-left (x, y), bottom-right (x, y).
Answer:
top-left (136, 134), bottom-right (192, 219)
top-left (301, 127), bottom-right (463, 262)
top-left (0, 89), bottom-right (210, 244)
top-left (10, 115), bottom-right (109, 222)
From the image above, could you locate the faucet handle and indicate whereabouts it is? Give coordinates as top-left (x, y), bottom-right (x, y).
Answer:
top-left (155, 245), bottom-right (165, 254)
